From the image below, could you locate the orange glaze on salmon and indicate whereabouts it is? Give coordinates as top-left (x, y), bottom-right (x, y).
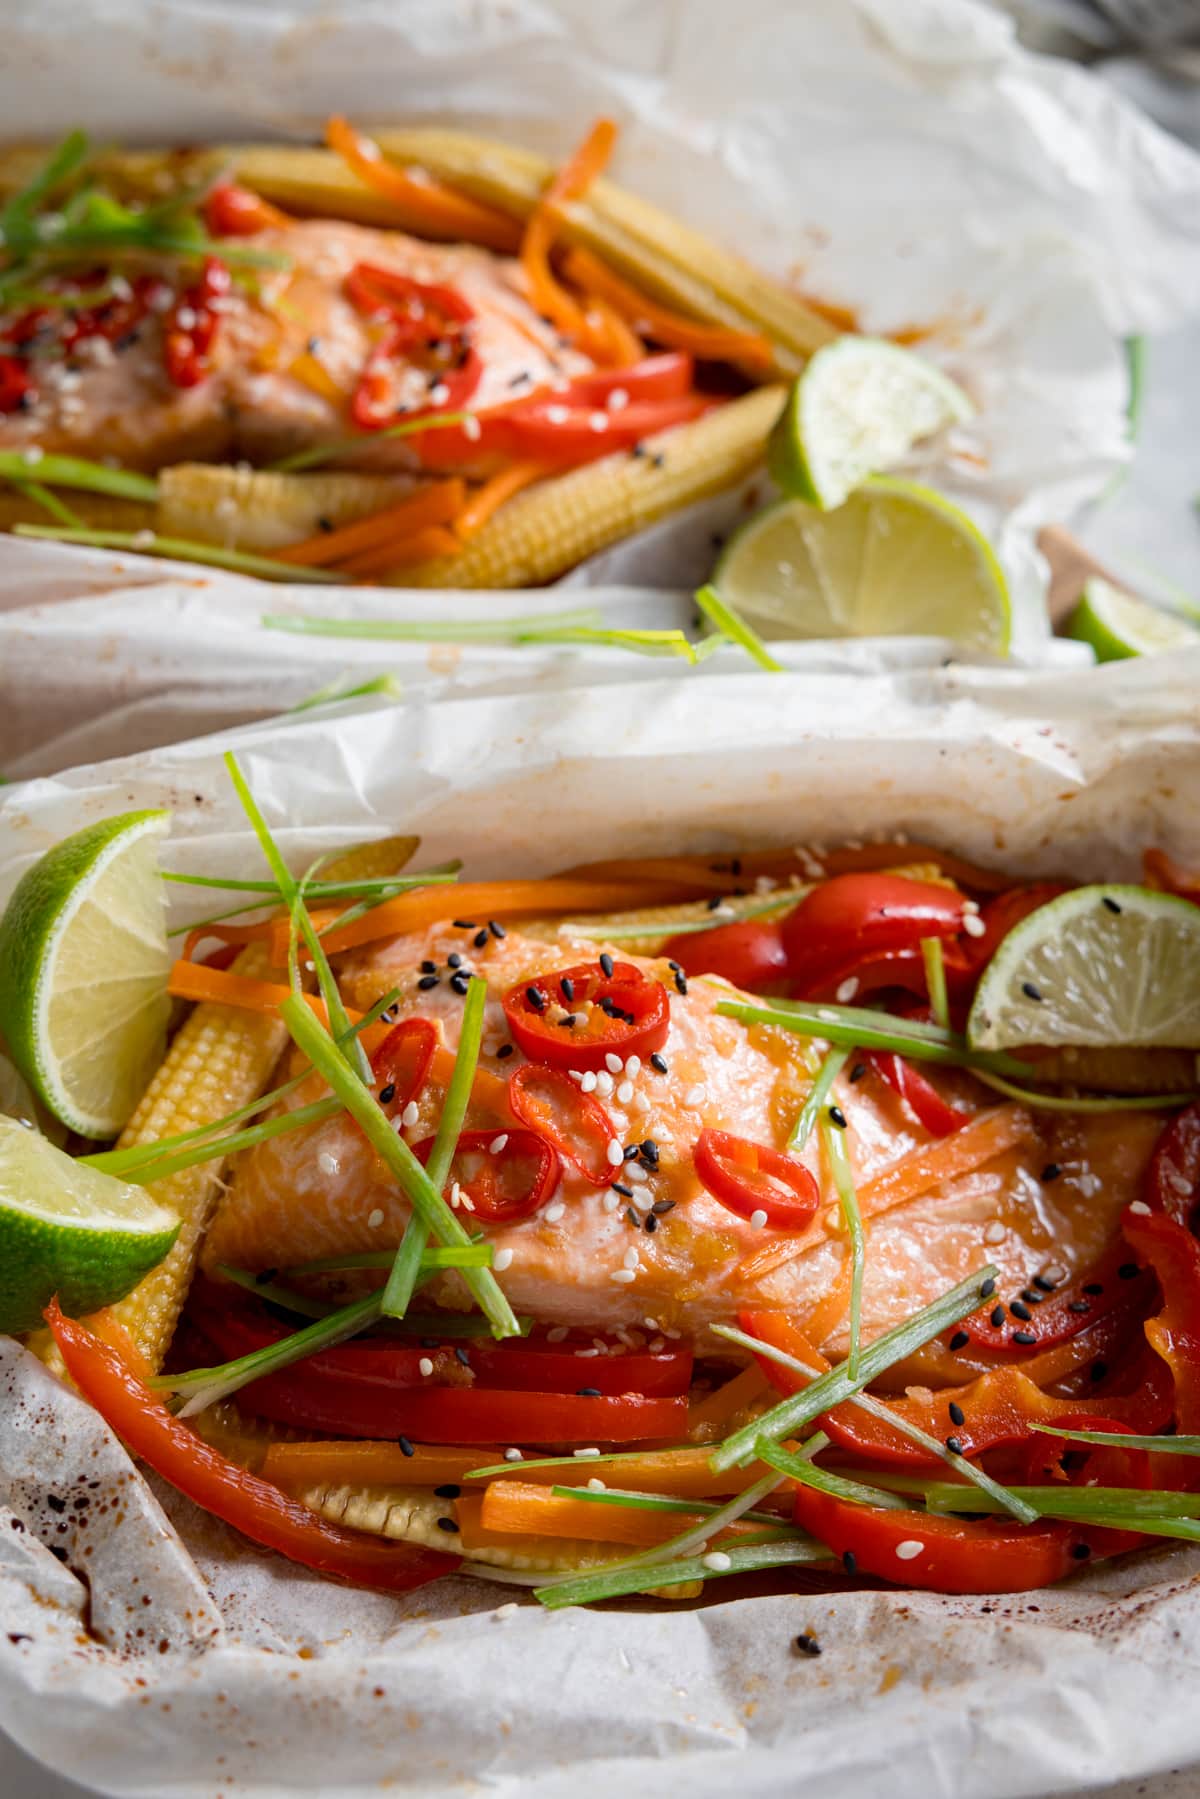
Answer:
top-left (0, 221), bottom-right (590, 472)
top-left (202, 925), bottom-right (1163, 1358)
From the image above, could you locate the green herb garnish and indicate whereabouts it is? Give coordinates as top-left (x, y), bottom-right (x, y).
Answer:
top-left (694, 583), bottom-right (783, 673)
top-left (14, 525), bottom-right (338, 582)
top-left (0, 452), bottom-right (158, 503)
top-left (819, 1112), bottom-right (865, 1378)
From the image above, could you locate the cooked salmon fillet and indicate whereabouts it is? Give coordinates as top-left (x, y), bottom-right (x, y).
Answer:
top-left (202, 925), bottom-right (1160, 1355)
top-left (0, 221), bottom-right (588, 472)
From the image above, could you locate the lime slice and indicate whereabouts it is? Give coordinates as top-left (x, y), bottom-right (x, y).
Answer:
top-left (713, 477), bottom-right (1010, 653)
top-left (0, 810), bottom-right (170, 1137)
top-left (1065, 576), bottom-right (1199, 663)
top-left (767, 337), bottom-right (973, 510)
top-left (968, 884), bottom-right (1200, 1052)
top-left (0, 1116), bottom-right (178, 1333)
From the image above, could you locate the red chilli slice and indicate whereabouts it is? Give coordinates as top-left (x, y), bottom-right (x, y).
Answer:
top-left (693, 1128), bottom-right (819, 1231)
top-left (502, 959), bottom-right (669, 1073)
top-left (411, 1128), bottom-right (560, 1223)
top-left (507, 1063), bottom-right (619, 1187)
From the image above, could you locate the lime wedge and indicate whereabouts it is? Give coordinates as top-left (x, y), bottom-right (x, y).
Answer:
top-left (1065, 576), bottom-right (1199, 663)
top-left (713, 477), bottom-right (1010, 653)
top-left (0, 811), bottom-right (171, 1137)
top-left (968, 884), bottom-right (1200, 1052)
top-left (0, 1116), bottom-right (178, 1333)
top-left (767, 337), bottom-right (973, 510)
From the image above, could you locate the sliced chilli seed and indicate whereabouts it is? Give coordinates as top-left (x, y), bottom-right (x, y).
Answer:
top-left (692, 1128), bottom-right (819, 1231)
top-left (507, 1063), bottom-right (619, 1186)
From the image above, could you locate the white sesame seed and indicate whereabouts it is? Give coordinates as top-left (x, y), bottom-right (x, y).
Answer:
top-left (581, 1070), bottom-right (598, 1093)
top-left (749, 1208), bottom-right (768, 1231)
top-left (459, 1191), bottom-right (475, 1212)
top-left (962, 898), bottom-right (980, 914)
top-left (504, 1447), bottom-right (524, 1462)
top-left (317, 1151), bottom-right (338, 1175)
top-left (835, 977), bottom-right (860, 1003)
top-left (545, 1201), bottom-right (566, 1223)
top-left (644, 1316), bottom-right (659, 1331)
top-left (21, 445), bottom-right (45, 466)
top-left (174, 305), bottom-right (198, 331)
top-left (624, 1055), bottom-right (641, 1077)
top-left (567, 1070), bottom-right (584, 1083)
top-left (617, 1080), bottom-right (634, 1104)
top-left (702, 1552), bottom-right (732, 1572)
top-left (984, 1221), bottom-right (1006, 1244)
top-left (631, 1092), bottom-right (652, 1113)
top-left (462, 415), bottom-right (482, 441)
top-left (493, 1247), bottom-right (514, 1271)
top-left (605, 1052), bottom-right (623, 1075)
top-left (1039, 1263), bottom-right (1069, 1285)
top-left (419, 1357), bottom-right (434, 1377)
top-left (602, 1191), bottom-right (621, 1213)
top-left (402, 1100), bottom-right (420, 1127)
top-left (429, 383), bottom-right (450, 405)
top-left (595, 1071), bottom-right (615, 1098)
top-left (1128, 1199), bottom-right (1151, 1215)
top-left (589, 411), bottom-right (609, 432)
top-left (684, 1084), bottom-right (706, 1108)
top-left (367, 1207), bottom-right (384, 1229)
top-left (587, 1477), bottom-right (606, 1492)
top-left (489, 1133), bottom-right (509, 1154)
top-left (574, 1447), bottom-right (601, 1458)
top-left (392, 1115), bottom-right (407, 1135)
top-left (575, 1347), bottom-right (600, 1358)
top-left (132, 530), bottom-right (155, 549)
top-left (625, 1162), bottom-right (648, 1184)
top-left (754, 876), bottom-right (778, 895)
top-left (449, 1182), bottom-right (464, 1209)
top-left (547, 405), bottom-right (569, 424)
top-left (895, 1540), bottom-right (924, 1561)
top-left (606, 387), bottom-right (629, 412)
top-left (962, 913), bottom-right (986, 938)
top-left (649, 1337), bottom-right (665, 1353)
top-left (623, 1246), bottom-right (639, 1270)
top-left (610, 1268), bottom-right (636, 1284)
top-left (824, 1206), bottom-right (842, 1232)
top-left (606, 1139), bottom-right (624, 1167)
top-left (110, 274), bottom-right (133, 301)
top-left (493, 1602), bottom-right (518, 1619)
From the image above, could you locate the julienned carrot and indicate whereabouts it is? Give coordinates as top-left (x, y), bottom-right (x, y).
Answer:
top-left (278, 877), bottom-right (710, 960)
top-left (585, 297), bottom-right (644, 367)
top-left (263, 1441), bottom-right (500, 1489)
top-left (469, 1481), bottom-right (771, 1550)
top-left (798, 1242), bottom-right (856, 1350)
top-left (274, 479), bottom-right (466, 569)
top-left (455, 463), bottom-right (546, 540)
top-left (340, 524), bottom-right (461, 579)
top-left (686, 1364), bottom-right (769, 1439)
top-left (521, 119), bottom-right (619, 353)
top-left (561, 244), bottom-right (774, 370)
top-left (326, 116), bottom-right (521, 254)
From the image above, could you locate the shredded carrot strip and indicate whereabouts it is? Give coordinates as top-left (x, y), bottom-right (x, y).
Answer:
top-left (455, 463), bottom-right (546, 540)
top-left (562, 244), bottom-right (773, 370)
top-left (287, 351), bottom-right (346, 404)
top-left (687, 1364), bottom-right (769, 1440)
top-left (275, 479), bottom-right (466, 569)
top-left (166, 960), bottom-right (390, 1053)
top-left (583, 296), bottom-right (645, 366)
top-left (520, 118), bottom-right (619, 352)
top-left (341, 524), bottom-right (461, 579)
top-left (326, 117), bottom-right (521, 254)
top-left (470, 1481), bottom-right (771, 1550)
top-left (799, 1244), bottom-right (856, 1351)
top-left (263, 1442), bottom-right (498, 1489)
top-left (857, 1107), bottom-right (1036, 1223)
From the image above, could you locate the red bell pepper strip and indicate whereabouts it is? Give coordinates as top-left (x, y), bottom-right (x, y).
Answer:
top-left (411, 1127), bottom-right (560, 1222)
top-left (560, 352), bottom-right (694, 406)
top-left (781, 873), bottom-right (966, 995)
top-left (792, 1485), bottom-right (1091, 1594)
top-left (0, 354), bottom-right (34, 414)
top-left (867, 1052), bottom-right (967, 1137)
top-left (507, 1063), bottom-right (618, 1187)
top-left (693, 1130), bottom-right (819, 1231)
top-left (44, 1300), bottom-right (458, 1593)
top-left (1123, 1206), bottom-right (1200, 1434)
top-left (414, 393), bottom-right (710, 472)
top-left (956, 1243), bottom-right (1155, 1360)
top-left (502, 959), bottom-right (669, 1073)
top-left (163, 256), bottom-right (231, 389)
top-left (1142, 1100), bottom-right (1200, 1231)
top-left (660, 920), bottom-right (790, 993)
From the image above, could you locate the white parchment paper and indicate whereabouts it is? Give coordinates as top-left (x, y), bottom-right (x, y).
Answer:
top-left (1, 0), bottom-right (1199, 762)
top-left (3, 648), bottom-right (1200, 1797)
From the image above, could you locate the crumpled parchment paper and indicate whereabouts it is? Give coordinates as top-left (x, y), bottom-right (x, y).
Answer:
top-left (1, 0), bottom-right (1199, 775)
top-left (3, 645), bottom-right (1200, 1798)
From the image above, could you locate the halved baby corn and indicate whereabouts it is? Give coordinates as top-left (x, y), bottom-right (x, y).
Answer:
top-left (156, 465), bottom-right (420, 553)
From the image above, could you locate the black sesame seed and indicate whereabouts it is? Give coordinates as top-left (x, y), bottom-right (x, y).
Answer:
top-left (793, 1633), bottom-right (822, 1658)
top-left (379, 1083), bottom-right (396, 1105)
top-left (449, 972), bottom-right (470, 995)
top-left (624, 1144), bottom-right (640, 1161)
top-left (612, 1182), bottom-right (634, 1199)
top-left (473, 929), bottom-right (490, 949)
top-left (1041, 1163), bottom-right (1062, 1183)
top-left (1068, 1299), bottom-right (1091, 1314)
top-left (990, 1306), bottom-right (1006, 1328)
top-left (421, 1338), bottom-right (440, 1349)
top-left (1021, 1288), bottom-right (1045, 1306)
top-left (418, 973), bottom-right (439, 990)
top-left (945, 1436), bottom-right (963, 1455)
top-left (650, 1053), bottom-right (668, 1074)
top-left (560, 976), bottom-right (575, 1002)
top-left (1118, 1262), bottom-right (1140, 1281)
top-left (454, 1346), bottom-right (471, 1367)
top-left (599, 953), bottom-right (615, 979)
top-left (496, 1043), bottom-right (514, 1059)
top-left (306, 334), bottom-right (321, 355)
top-left (949, 1331), bottom-right (970, 1352)
top-left (453, 919), bottom-right (475, 930)
top-left (979, 1277), bottom-right (997, 1299)
top-left (1083, 1281), bottom-right (1103, 1295)
top-left (526, 986), bottom-right (547, 1012)
top-left (398, 1436), bottom-right (415, 1457)
top-left (644, 1213), bottom-right (658, 1233)
top-left (625, 1206), bottom-right (639, 1226)
top-left (434, 1484), bottom-right (461, 1499)
top-left (1090, 1360), bottom-right (1108, 1382)
top-left (651, 1199), bottom-right (676, 1216)
top-left (254, 1267), bottom-right (279, 1286)
top-left (1012, 1330), bottom-right (1037, 1346)
top-left (1071, 1542), bottom-right (1092, 1560)
top-left (667, 960), bottom-right (681, 972)
top-left (1010, 1300), bottom-right (1033, 1322)
top-left (1102, 897), bottom-right (1122, 915)
top-left (489, 920), bottom-right (507, 939)
top-left (1021, 981), bottom-right (1043, 1002)
top-left (706, 895), bottom-right (723, 912)
top-left (447, 952), bottom-right (463, 969)
top-left (949, 1402), bottom-right (966, 1427)
top-left (436, 1517), bottom-right (460, 1533)
top-left (849, 1062), bottom-right (868, 1083)
top-left (828, 1105), bottom-right (848, 1130)
top-left (420, 960), bottom-right (437, 973)
top-left (1033, 1273), bottom-right (1057, 1292)
top-left (674, 971), bottom-right (688, 996)
top-left (560, 1013), bottom-right (577, 1028)
top-left (842, 1550), bottom-right (857, 1574)
top-left (576, 1387), bottom-right (602, 1398)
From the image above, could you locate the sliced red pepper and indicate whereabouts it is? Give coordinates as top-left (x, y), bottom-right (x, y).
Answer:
top-left (0, 353), bottom-right (34, 414)
top-left (507, 1062), bottom-right (619, 1187)
top-left (792, 1486), bottom-right (1089, 1595)
top-left (867, 1052), bottom-right (967, 1137)
top-left (414, 393), bottom-right (709, 471)
top-left (345, 263), bottom-right (483, 431)
top-left (660, 920), bottom-right (789, 993)
top-left (693, 1129), bottom-right (819, 1231)
top-left (202, 182), bottom-right (284, 236)
top-left (369, 1016), bottom-right (438, 1119)
top-left (412, 1127), bottom-right (560, 1223)
top-left (956, 1243), bottom-right (1154, 1360)
top-left (1142, 1100), bottom-right (1200, 1232)
top-left (163, 256), bottom-right (230, 389)
top-left (781, 873), bottom-right (966, 996)
top-left (238, 1380), bottom-right (685, 1445)
top-left (562, 352), bottom-right (693, 406)
top-left (502, 959), bottom-right (669, 1073)
top-left (44, 1300), bottom-right (457, 1593)
top-left (1123, 1206), bottom-right (1200, 1434)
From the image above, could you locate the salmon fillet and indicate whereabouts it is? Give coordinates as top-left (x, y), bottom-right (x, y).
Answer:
top-left (202, 925), bottom-right (1160, 1354)
top-left (0, 221), bottom-right (588, 472)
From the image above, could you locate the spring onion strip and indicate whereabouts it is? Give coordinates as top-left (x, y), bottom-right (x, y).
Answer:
top-left (166, 865), bottom-right (461, 938)
top-left (713, 1320), bottom-right (1035, 1523)
top-left (160, 1290), bottom-right (386, 1413)
top-left (1027, 1424), bottom-right (1200, 1457)
top-left (693, 584), bottom-right (783, 673)
top-left (547, 1485), bottom-right (788, 1525)
top-left (283, 1245), bottom-right (494, 1277)
top-left (818, 1113), bottom-right (865, 1378)
top-left (82, 990), bottom-right (399, 1177)
top-left (921, 937), bottom-right (950, 1030)
top-left (290, 672), bottom-right (404, 713)
top-left (533, 1538), bottom-right (828, 1607)
top-left (709, 1267), bottom-right (998, 1473)
top-left (691, 633), bottom-right (728, 663)
top-left (717, 997), bottom-right (1032, 1077)
top-left (214, 1268), bottom-right (332, 1320)
top-left (513, 626), bottom-right (696, 661)
top-left (557, 892), bottom-right (794, 943)
top-left (281, 995), bottom-right (519, 1338)
top-left (789, 1047), bottom-right (849, 1154)
top-left (9, 480), bottom-right (84, 527)
top-left (921, 1483), bottom-right (1200, 1536)
top-left (0, 451), bottom-right (159, 502)
top-left (0, 130), bottom-right (91, 242)
top-left (754, 1440), bottom-right (911, 1511)
top-left (261, 607), bottom-right (604, 642)
top-left (972, 1068), bottom-right (1196, 1113)
top-left (14, 524), bottom-right (340, 582)
top-left (96, 1095), bottom-right (342, 1188)
top-left (216, 1255), bottom-right (498, 1324)
top-left (269, 411), bottom-right (472, 474)
top-left (163, 868), bottom-right (456, 898)
top-left (381, 974), bottom-right (486, 1320)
